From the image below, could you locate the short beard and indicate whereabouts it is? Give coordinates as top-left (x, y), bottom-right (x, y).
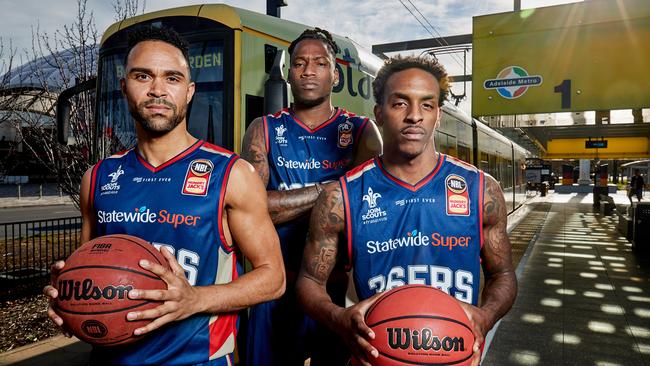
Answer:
top-left (292, 93), bottom-right (328, 108)
top-left (130, 98), bottom-right (185, 136)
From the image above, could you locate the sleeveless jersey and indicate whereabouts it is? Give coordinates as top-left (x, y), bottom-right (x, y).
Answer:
top-left (264, 107), bottom-right (369, 271)
top-left (89, 140), bottom-right (239, 366)
top-left (341, 155), bottom-right (484, 305)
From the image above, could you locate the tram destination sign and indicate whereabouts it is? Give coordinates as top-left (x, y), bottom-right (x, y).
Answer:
top-left (585, 140), bottom-right (607, 149)
top-left (472, 0), bottom-right (650, 116)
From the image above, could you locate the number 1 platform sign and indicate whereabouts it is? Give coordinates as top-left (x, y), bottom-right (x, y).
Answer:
top-left (472, 0), bottom-right (650, 116)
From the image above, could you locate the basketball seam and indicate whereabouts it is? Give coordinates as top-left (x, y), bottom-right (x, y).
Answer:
top-left (105, 234), bottom-right (165, 266)
top-left (366, 285), bottom-right (430, 319)
top-left (367, 314), bottom-right (473, 333)
top-left (58, 265), bottom-right (165, 281)
top-left (54, 300), bottom-right (157, 315)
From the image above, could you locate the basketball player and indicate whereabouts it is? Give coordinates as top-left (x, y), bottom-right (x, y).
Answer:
top-left (296, 56), bottom-right (517, 366)
top-left (241, 28), bottom-right (382, 366)
top-left (44, 26), bottom-right (285, 365)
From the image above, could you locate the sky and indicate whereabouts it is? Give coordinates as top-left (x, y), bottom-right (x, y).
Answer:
top-left (0, 0), bottom-right (582, 114)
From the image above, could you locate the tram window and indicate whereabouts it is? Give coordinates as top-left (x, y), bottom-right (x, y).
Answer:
top-left (457, 144), bottom-right (471, 163)
top-left (186, 40), bottom-right (225, 144)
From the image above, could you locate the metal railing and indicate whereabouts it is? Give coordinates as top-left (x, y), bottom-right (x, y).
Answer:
top-left (1, 217), bottom-right (82, 299)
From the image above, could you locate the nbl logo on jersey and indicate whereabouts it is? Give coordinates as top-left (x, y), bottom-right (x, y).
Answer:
top-left (338, 121), bottom-right (353, 148)
top-left (182, 159), bottom-right (213, 196)
top-left (445, 175), bottom-right (470, 216)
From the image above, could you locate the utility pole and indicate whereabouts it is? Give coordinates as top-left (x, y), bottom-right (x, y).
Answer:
top-left (514, 0), bottom-right (521, 11)
top-left (267, 0), bottom-right (288, 18)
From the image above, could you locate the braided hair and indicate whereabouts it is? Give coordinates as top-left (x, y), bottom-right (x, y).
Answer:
top-left (288, 27), bottom-right (340, 60)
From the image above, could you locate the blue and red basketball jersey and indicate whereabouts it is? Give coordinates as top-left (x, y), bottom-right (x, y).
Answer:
top-left (342, 155), bottom-right (484, 305)
top-left (89, 140), bottom-right (239, 366)
top-left (264, 107), bottom-right (369, 271)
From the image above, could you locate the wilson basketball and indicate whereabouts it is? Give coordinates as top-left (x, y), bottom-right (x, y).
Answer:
top-left (54, 234), bottom-right (169, 346)
top-left (363, 285), bottom-right (475, 366)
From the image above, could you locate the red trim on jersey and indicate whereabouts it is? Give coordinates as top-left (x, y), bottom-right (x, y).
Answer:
top-left (231, 251), bottom-right (239, 280)
top-left (289, 107), bottom-right (343, 133)
top-left (136, 140), bottom-right (203, 173)
top-left (208, 312), bottom-right (237, 357)
top-left (218, 157), bottom-right (239, 252)
top-left (346, 158), bottom-right (375, 179)
top-left (270, 108), bottom-right (290, 119)
top-left (479, 171), bottom-right (485, 250)
top-left (201, 142), bottom-right (235, 157)
top-left (340, 177), bottom-right (353, 271)
top-left (89, 161), bottom-right (103, 212)
top-left (354, 117), bottom-right (370, 143)
top-left (376, 154), bottom-right (445, 192)
top-left (262, 116), bottom-right (270, 153)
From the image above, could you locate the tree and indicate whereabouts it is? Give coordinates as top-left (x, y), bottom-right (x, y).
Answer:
top-left (0, 38), bottom-right (17, 182)
top-left (2, 0), bottom-right (147, 207)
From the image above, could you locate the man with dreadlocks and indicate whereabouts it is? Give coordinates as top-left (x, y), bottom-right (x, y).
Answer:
top-left (242, 28), bottom-right (382, 366)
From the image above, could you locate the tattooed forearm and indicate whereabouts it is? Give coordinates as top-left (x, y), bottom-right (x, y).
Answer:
top-left (267, 186), bottom-right (321, 224)
top-left (301, 184), bottom-right (345, 285)
top-left (314, 247), bottom-right (337, 280)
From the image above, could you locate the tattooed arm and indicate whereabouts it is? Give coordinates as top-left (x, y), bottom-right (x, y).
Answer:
top-left (458, 174), bottom-right (517, 364)
top-left (479, 174), bottom-right (517, 327)
top-left (296, 183), bottom-right (380, 366)
top-left (241, 117), bottom-right (322, 224)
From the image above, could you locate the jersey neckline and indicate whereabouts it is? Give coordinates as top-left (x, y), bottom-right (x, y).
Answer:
top-left (288, 107), bottom-right (343, 134)
top-left (135, 139), bottom-right (203, 173)
top-left (375, 153), bottom-right (445, 192)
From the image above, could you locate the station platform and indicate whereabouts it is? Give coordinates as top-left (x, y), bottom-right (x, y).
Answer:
top-left (0, 191), bottom-right (648, 366)
top-left (484, 190), bottom-right (650, 366)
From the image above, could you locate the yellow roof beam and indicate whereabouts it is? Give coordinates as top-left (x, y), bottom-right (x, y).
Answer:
top-left (544, 137), bottom-right (649, 159)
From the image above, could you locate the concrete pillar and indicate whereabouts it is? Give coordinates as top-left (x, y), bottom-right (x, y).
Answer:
top-left (595, 110), bottom-right (610, 124)
top-left (578, 159), bottom-right (591, 185)
top-left (633, 109), bottom-right (643, 124)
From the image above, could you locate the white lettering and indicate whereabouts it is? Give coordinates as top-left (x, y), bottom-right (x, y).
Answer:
top-left (454, 269), bottom-right (473, 303)
top-left (276, 156), bottom-right (322, 170)
top-left (430, 266), bottom-right (453, 293)
top-left (365, 265), bottom-right (473, 302)
top-left (366, 231), bottom-right (430, 254)
top-left (151, 244), bottom-right (200, 286)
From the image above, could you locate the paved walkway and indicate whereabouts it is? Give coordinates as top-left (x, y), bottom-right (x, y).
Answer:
top-left (484, 192), bottom-right (650, 365)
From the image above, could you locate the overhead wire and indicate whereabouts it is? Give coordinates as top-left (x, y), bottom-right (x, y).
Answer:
top-left (397, 0), bottom-right (467, 70)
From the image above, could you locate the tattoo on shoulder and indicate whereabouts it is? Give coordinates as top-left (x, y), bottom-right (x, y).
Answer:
top-left (483, 176), bottom-right (504, 226)
top-left (241, 120), bottom-right (268, 182)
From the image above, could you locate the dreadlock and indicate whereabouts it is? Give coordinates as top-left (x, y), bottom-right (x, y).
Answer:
top-left (288, 27), bottom-right (340, 61)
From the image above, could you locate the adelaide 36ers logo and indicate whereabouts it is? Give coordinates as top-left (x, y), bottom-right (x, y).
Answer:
top-left (337, 121), bottom-right (353, 148)
top-left (182, 159), bottom-right (213, 196)
top-left (445, 174), bottom-right (470, 216)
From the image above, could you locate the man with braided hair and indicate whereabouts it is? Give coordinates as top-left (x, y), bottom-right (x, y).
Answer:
top-left (242, 27), bottom-right (382, 366)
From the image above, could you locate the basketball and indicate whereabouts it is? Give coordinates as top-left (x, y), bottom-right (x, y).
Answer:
top-left (54, 234), bottom-right (169, 346)
top-left (363, 285), bottom-right (475, 366)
